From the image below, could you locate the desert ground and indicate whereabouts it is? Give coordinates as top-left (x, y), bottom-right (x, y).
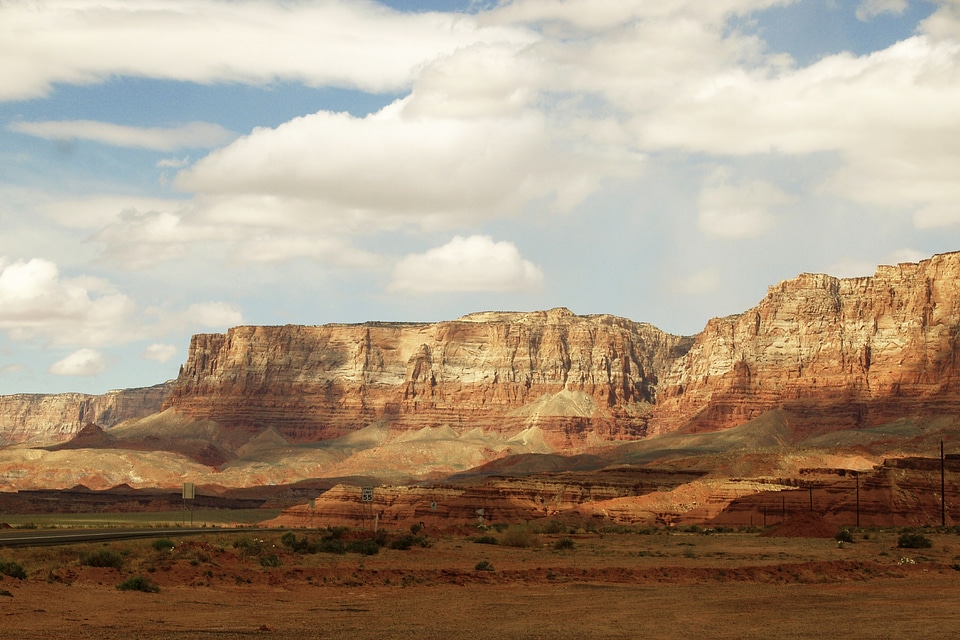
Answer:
top-left (2, 519), bottom-right (960, 639)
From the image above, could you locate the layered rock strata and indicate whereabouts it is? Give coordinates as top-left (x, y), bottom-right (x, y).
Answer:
top-left (653, 251), bottom-right (960, 434)
top-left (0, 383), bottom-right (173, 446)
top-left (163, 308), bottom-right (692, 447)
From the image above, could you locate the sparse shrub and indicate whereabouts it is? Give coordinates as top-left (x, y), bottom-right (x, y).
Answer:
top-left (492, 523), bottom-right (509, 533)
top-left (0, 560), bottom-right (26, 580)
top-left (898, 532), bottom-right (932, 549)
top-left (474, 560), bottom-right (494, 572)
top-left (835, 529), bottom-right (854, 543)
top-left (151, 538), bottom-right (175, 552)
top-left (499, 526), bottom-right (539, 549)
top-left (117, 575), bottom-right (160, 593)
top-left (81, 549), bottom-right (124, 570)
top-left (473, 535), bottom-right (498, 545)
top-left (409, 523), bottom-right (424, 535)
top-left (0, 588), bottom-right (12, 597)
top-left (259, 554), bottom-right (282, 568)
top-left (554, 537), bottom-right (575, 550)
top-left (537, 520), bottom-right (568, 535)
top-left (316, 538), bottom-right (346, 555)
top-left (389, 534), bottom-right (429, 550)
top-left (232, 536), bottom-right (264, 557)
top-left (346, 539), bottom-right (380, 556)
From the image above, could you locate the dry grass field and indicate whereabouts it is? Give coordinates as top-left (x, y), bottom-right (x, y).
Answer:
top-left (2, 522), bottom-right (960, 639)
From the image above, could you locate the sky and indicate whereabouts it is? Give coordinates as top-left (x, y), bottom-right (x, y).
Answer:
top-left (2, 0), bottom-right (960, 395)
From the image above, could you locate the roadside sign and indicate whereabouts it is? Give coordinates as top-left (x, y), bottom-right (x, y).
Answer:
top-left (182, 482), bottom-right (195, 500)
top-left (361, 487), bottom-right (374, 502)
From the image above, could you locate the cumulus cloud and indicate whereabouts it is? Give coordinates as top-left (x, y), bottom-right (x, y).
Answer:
top-left (0, 0), bottom-right (534, 102)
top-left (48, 349), bottom-right (107, 376)
top-left (0, 256), bottom-right (242, 346)
top-left (390, 235), bottom-right (544, 293)
top-left (697, 173), bottom-right (790, 239)
top-left (176, 98), bottom-right (604, 228)
top-left (0, 257), bottom-right (137, 345)
top-left (181, 302), bottom-right (243, 328)
top-left (141, 343), bottom-right (177, 363)
top-left (632, 34), bottom-right (960, 226)
top-left (9, 120), bottom-right (234, 151)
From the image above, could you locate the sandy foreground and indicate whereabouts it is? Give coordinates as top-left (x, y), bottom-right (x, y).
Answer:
top-left (2, 528), bottom-right (960, 639)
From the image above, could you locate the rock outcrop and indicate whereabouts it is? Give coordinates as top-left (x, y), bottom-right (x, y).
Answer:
top-left (0, 382), bottom-right (173, 446)
top-left (653, 251), bottom-right (960, 434)
top-left (163, 308), bottom-right (693, 448)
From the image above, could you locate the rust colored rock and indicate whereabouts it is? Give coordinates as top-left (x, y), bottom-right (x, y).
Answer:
top-left (653, 251), bottom-right (960, 435)
top-left (163, 308), bottom-right (692, 446)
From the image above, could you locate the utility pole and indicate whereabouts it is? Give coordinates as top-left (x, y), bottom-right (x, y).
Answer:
top-left (942, 440), bottom-right (946, 527)
top-left (855, 472), bottom-right (860, 529)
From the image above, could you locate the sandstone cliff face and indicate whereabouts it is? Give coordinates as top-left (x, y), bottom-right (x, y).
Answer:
top-left (163, 308), bottom-right (693, 447)
top-left (653, 251), bottom-right (960, 434)
top-left (0, 383), bottom-right (173, 446)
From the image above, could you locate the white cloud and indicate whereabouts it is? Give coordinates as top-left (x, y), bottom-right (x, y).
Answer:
top-left (631, 35), bottom-right (960, 225)
top-left (157, 156), bottom-right (191, 169)
top-left (0, 0), bottom-right (535, 102)
top-left (41, 196), bottom-right (189, 229)
top-left (182, 302), bottom-right (243, 328)
top-left (176, 98), bottom-right (603, 227)
top-left (0, 257), bottom-right (136, 345)
top-left (671, 268), bottom-right (722, 295)
top-left (390, 235), bottom-right (544, 293)
top-left (49, 349), bottom-right (107, 377)
top-left (0, 256), bottom-right (242, 346)
top-left (141, 343), bottom-right (177, 363)
top-left (9, 120), bottom-right (234, 151)
top-left (697, 173), bottom-right (789, 239)
top-left (856, 0), bottom-right (908, 21)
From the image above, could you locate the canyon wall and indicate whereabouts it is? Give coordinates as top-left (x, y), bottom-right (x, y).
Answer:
top-left (0, 383), bottom-right (173, 446)
top-left (653, 251), bottom-right (960, 434)
top-left (162, 308), bottom-right (693, 447)
top-left (4, 251), bottom-right (960, 452)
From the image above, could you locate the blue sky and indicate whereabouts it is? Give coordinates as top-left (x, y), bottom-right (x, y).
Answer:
top-left (2, 0), bottom-right (960, 394)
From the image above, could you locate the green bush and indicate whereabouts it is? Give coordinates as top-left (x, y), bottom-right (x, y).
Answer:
top-left (389, 534), bottom-right (429, 550)
top-left (81, 549), bottom-right (124, 570)
top-left (898, 532), bottom-right (932, 549)
top-left (474, 560), bottom-right (494, 572)
top-left (346, 539), bottom-right (380, 556)
top-left (151, 538), bottom-right (175, 552)
top-left (0, 560), bottom-right (27, 580)
top-left (117, 575), bottom-right (160, 593)
top-left (473, 535), bottom-right (498, 545)
top-left (835, 529), bottom-right (854, 543)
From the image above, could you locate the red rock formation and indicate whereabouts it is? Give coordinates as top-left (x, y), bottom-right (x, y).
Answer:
top-left (163, 308), bottom-right (692, 447)
top-left (0, 382), bottom-right (174, 446)
top-left (653, 251), bottom-right (960, 435)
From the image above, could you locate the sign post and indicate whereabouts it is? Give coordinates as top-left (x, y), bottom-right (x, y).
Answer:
top-left (182, 482), bottom-right (195, 526)
top-left (361, 487), bottom-right (374, 530)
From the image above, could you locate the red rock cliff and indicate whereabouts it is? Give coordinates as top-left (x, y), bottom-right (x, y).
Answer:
top-left (0, 382), bottom-right (174, 446)
top-left (653, 251), bottom-right (960, 434)
top-left (163, 308), bottom-right (693, 446)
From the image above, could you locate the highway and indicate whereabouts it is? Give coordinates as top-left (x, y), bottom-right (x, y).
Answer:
top-left (0, 527), bottom-right (269, 548)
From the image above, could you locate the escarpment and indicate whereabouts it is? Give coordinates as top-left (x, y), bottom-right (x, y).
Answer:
top-left (162, 308), bottom-right (694, 447)
top-left (0, 382), bottom-right (173, 446)
top-left (5, 251), bottom-right (960, 457)
top-left (653, 251), bottom-right (960, 434)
